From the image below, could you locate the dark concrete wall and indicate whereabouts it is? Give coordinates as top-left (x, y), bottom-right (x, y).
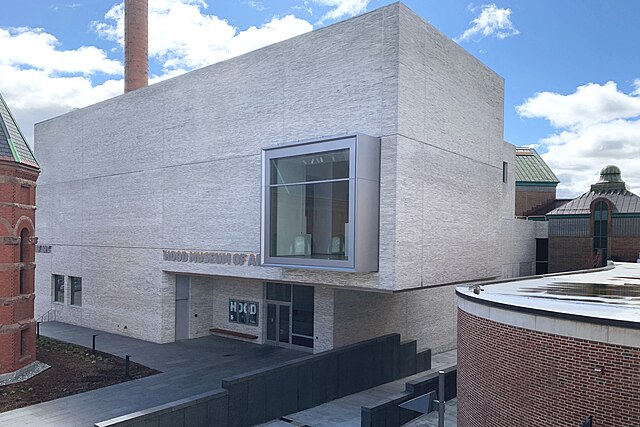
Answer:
top-left (361, 366), bottom-right (457, 427)
top-left (223, 334), bottom-right (422, 427)
top-left (96, 334), bottom-right (430, 427)
top-left (94, 389), bottom-right (228, 427)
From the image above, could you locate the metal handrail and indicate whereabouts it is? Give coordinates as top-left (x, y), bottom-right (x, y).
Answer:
top-left (36, 308), bottom-right (56, 323)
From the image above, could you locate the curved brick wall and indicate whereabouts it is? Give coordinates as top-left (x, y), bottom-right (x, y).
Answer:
top-left (457, 308), bottom-right (640, 427)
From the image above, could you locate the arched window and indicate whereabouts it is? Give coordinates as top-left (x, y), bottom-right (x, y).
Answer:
top-left (593, 201), bottom-right (608, 265)
top-left (19, 228), bottom-right (28, 294)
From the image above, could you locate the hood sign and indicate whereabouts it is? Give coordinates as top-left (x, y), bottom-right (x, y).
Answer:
top-left (163, 250), bottom-right (260, 266)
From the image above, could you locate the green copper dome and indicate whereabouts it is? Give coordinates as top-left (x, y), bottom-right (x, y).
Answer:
top-left (591, 165), bottom-right (627, 192)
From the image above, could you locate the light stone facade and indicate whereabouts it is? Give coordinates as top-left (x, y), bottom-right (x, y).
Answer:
top-left (34, 3), bottom-right (540, 352)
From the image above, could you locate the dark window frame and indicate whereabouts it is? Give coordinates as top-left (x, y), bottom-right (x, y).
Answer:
top-left (53, 274), bottom-right (64, 303)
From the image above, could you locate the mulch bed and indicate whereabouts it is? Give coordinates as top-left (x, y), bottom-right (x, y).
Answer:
top-left (0, 337), bottom-right (160, 413)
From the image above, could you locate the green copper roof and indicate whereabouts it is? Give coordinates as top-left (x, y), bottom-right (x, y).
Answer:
top-left (0, 92), bottom-right (39, 168)
top-left (515, 147), bottom-right (558, 184)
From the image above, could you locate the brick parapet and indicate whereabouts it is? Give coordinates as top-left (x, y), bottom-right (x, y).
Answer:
top-left (457, 309), bottom-right (640, 427)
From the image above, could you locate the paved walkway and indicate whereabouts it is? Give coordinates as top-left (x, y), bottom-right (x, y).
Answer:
top-left (0, 322), bottom-right (304, 427)
top-left (261, 350), bottom-right (458, 427)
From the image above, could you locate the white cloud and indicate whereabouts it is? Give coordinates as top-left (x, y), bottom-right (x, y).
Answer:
top-left (2, 0), bottom-right (314, 146)
top-left (0, 27), bottom-right (122, 74)
top-left (313, 0), bottom-right (369, 24)
top-left (633, 78), bottom-right (640, 96)
top-left (0, 25), bottom-right (123, 145)
top-left (95, 0), bottom-right (312, 71)
top-left (455, 4), bottom-right (519, 42)
top-left (244, 1), bottom-right (266, 12)
top-left (517, 81), bottom-right (640, 197)
top-left (0, 65), bottom-right (123, 145)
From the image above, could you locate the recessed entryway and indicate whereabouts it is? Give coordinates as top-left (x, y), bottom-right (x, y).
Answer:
top-left (265, 283), bottom-right (314, 351)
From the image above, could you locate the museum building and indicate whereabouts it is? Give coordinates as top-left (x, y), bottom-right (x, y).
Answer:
top-left (547, 165), bottom-right (640, 273)
top-left (34, 3), bottom-right (541, 353)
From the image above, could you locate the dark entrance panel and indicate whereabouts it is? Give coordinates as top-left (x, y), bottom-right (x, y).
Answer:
top-left (535, 238), bottom-right (549, 274)
top-left (175, 275), bottom-right (190, 340)
top-left (265, 282), bottom-right (314, 351)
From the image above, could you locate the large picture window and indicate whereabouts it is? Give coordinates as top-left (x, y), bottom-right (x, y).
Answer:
top-left (262, 134), bottom-right (380, 271)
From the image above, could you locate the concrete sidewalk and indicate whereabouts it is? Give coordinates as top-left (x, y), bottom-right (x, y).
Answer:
top-left (0, 322), bottom-right (304, 427)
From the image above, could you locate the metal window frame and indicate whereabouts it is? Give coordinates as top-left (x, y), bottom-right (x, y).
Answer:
top-left (261, 134), bottom-right (380, 272)
top-left (69, 276), bottom-right (82, 306)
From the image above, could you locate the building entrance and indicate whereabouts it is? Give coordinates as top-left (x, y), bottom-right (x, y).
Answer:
top-left (265, 283), bottom-right (314, 351)
top-left (175, 275), bottom-right (190, 340)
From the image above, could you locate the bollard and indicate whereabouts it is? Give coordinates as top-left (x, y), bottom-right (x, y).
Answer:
top-left (92, 334), bottom-right (97, 355)
top-left (438, 370), bottom-right (445, 427)
top-left (124, 355), bottom-right (131, 379)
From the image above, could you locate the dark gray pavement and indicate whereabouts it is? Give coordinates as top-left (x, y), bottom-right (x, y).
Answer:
top-left (0, 322), bottom-right (304, 427)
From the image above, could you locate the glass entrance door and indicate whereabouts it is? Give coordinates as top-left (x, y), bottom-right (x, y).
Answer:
top-left (266, 303), bottom-right (290, 345)
top-left (265, 283), bottom-right (314, 351)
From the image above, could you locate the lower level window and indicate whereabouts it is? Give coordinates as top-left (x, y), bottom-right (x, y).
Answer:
top-left (70, 276), bottom-right (82, 306)
top-left (53, 274), bottom-right (64, 303)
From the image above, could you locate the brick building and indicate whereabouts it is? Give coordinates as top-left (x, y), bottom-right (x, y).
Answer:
top-left (547, 165), bottom-right (640, 273)
top-left (0, 93), bottom-right (40, 380)
top-left (514, 147), bottom-right (561, 217)
top-left (457, 262), bottom-right (640, 427)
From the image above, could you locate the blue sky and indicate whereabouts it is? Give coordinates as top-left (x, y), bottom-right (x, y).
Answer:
top-left (1, 0), bottom-right (639, 196)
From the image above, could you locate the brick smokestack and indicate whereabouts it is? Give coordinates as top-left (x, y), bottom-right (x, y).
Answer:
top-left (124, 0), bottom-right (148, 93)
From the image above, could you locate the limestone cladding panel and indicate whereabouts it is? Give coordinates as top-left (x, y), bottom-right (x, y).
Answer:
top-left (396, 6), bottom-right (504, 163)
top-left (549, 236), bottom-right (593, 273)
top-left (82, 170), bottom-right (163, 248)
top-left (534, 220), bottom-right (548, 239)
top-left (500, 142), bottom-right (517, 219)
top-left (498, 218), bottom-right (537, 279)
top-left (457, 309), bottom-right (640, 427)
top-left (161, 156), bottom-right (261, 252)
top-left (333, 285), bottom-right (458, 353)
top-left (333, 289), bottom-right (403, 349)
top-left (313, 286), bottom-right (334, 353)
top-left (188, 276), bottom-right (214, 338)
top-left (35, 113), bottom-right (84, 185)
top-left (160, 272), bottom-right (178, 343)
top-left (36, 181), bottom-right (83, 247)
top-left (416, 142), bottom-right (503, 287)
top-left (391, 4), bottom-right (509, 289)
top-left (209, 278), bottom-right (263, 343)
top-left (34, 252), bottom-right (53, 319)
top-left (44, 246), bottom-right (165, 342)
